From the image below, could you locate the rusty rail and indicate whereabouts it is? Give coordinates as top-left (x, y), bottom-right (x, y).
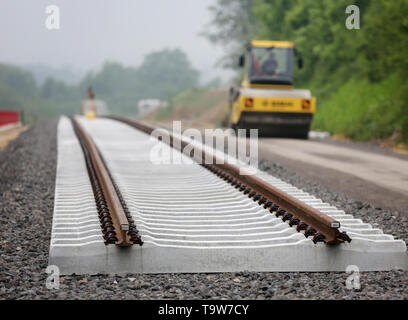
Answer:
top-left (71, 117), bottom-right (142, 246)
top-left (107, 116), bottom-right (351, 244)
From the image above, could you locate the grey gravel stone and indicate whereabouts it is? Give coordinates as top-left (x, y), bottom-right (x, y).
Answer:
top-left (0, 120), bottom-right (407, 300)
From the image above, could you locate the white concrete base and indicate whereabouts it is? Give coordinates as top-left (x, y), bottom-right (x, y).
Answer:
top-left (49, 239), bottom-right (408, 274)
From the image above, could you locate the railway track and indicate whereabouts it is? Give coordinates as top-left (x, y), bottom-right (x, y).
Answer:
top-left (108, 116), bottom-right (350, 245)
top-left (49, 116), bottom-right (407, 274)
top-left (71, 117), bottom-right (142, 246)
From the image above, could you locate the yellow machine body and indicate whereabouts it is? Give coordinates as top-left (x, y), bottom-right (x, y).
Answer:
top-left (230, 95), bottom-right (316, 124)
top-left (229, 40), bottom-right (316, 138)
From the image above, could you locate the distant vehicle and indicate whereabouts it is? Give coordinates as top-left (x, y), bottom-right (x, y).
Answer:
top-left (138, 99), bottom-right (168, 118)
top-left (228, 40), bottom-right (316, 138)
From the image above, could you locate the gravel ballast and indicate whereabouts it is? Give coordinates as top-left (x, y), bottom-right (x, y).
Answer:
top-left (0, 119), bottom-right (407, 300)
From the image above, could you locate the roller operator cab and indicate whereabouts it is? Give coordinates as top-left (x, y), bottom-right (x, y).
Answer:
top-left (228, 40), bottom-right (315, 138)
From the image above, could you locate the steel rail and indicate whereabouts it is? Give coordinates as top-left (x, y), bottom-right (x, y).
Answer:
top-left (71, 117), bottom-right (142, 246)
top-left (107, 116), bottom-right (351, 244)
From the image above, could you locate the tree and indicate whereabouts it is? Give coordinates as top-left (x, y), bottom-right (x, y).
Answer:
top-left (136, 48), bottom-right (199, 99)
top-left (78, 49), bottom-right (199, 115)
top-left (201, 0), bottom-right (259, 70)
top-left (0, 64), bottom-right (37, 97)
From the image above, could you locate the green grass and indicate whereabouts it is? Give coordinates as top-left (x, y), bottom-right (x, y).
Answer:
top-left (312, 73), bottom-right (408, 142)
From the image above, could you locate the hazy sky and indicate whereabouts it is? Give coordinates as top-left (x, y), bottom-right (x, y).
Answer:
top-left (0, 0), bottom-right (232, 83)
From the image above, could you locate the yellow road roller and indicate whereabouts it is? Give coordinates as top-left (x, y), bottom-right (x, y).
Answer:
top-left (228, 40), bottom-right (315, 138)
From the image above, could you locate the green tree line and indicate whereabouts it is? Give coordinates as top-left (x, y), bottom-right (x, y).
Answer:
top-left (204, 0), bottom-right (408, 143)
top-left (0, 64), bottom-right (79, 123)
top-left (80, 49), bottom-right (199, 116)
top-left (0, 48), bottom-right (199, 123)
